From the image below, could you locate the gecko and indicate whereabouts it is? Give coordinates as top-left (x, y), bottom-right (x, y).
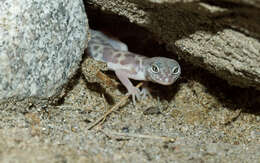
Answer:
top-left (87, 29), bottom-right (181, 104)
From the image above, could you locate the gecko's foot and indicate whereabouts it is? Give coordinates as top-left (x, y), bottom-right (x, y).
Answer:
top-left (126, 87), bottom-right (141, 105)
top-left (140, 87), bottom-right (152, 99)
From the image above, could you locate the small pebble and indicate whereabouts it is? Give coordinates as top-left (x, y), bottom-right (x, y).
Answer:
top-left (143, 107), bottom-right (161, 115)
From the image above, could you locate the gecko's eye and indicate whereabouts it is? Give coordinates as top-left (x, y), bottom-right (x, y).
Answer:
top-left (151, 64), bottom-right (160, 73)
top-left (172, 66), bottom-right (180, 75)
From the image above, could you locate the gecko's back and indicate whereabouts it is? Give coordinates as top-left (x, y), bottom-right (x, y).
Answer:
top-left (87, 29), bottom-right (128, 61)
top-left (87, 29), bottom-right (148, 81)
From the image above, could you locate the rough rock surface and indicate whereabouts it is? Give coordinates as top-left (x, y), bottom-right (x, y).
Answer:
top-left (86, 0), bottom-right (260, 90)
top-left (0, 0), bottom-right (88, 102)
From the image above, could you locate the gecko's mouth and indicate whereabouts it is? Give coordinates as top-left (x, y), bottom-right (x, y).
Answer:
top-left (156, 80), bottom-right (175, 86)
top-left (155, 76), bottom-right (179, 85)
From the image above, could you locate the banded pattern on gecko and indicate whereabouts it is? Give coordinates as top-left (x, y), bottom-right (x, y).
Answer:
top-left (87, 29), bottom-right (181, 104)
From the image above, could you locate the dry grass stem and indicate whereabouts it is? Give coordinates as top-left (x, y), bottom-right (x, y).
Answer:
top-left (103, 130), bottom-right (176, 142)
top-left (87, 82), bottom-right (143, 130)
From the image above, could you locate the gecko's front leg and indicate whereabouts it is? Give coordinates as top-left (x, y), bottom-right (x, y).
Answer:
top-left (115, 69), bottom-right (141, 105)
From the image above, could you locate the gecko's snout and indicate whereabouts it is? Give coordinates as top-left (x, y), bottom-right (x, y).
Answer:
top-left (155, 74), bottom-right (180, 85)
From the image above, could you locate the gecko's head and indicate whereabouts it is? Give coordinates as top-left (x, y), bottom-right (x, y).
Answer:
top-left (145, 57), bottom-right (181, 85)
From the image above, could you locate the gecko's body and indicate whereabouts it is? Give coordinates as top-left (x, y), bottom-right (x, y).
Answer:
top-left (87, 29), bottom-right (181, 103)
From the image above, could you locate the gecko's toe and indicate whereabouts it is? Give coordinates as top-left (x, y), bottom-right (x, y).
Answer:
top-left (132, 95), bottom-right (136, 105)
top-left (126, 87), bottom-right (141, 105)
top-left (140, 87), bottom-right (152, 99)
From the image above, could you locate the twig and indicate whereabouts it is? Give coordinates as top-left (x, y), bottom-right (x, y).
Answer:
top-left (87, 82), bottom-right (143, 130)
top-left (103, 130), bottom-right (176, 142)
top-left (96, 71), bottom-right (118, 88)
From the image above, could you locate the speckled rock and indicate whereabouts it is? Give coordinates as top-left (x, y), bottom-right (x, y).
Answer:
top-left (0, 0), bottom-right (88, 102)
top-left (86, 0), bottom-right (260, 90)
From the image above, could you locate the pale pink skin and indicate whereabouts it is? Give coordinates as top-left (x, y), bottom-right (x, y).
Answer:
top-left (87, 29), bottom-right (181, 104)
